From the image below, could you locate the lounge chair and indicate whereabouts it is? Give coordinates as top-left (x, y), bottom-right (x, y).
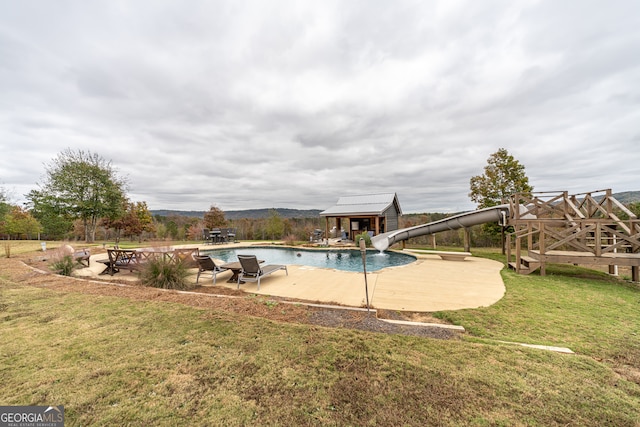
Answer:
top-left (237, 254), bottom-right (287, 290)
top-left (193, 255), bottom-right (227, 285)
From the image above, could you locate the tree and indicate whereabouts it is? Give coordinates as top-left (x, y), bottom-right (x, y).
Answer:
top-left (469, 148), bottom-right (533, 208)
top-left (203, 206), bottom-right (226, 229)
top-left (27, 149), bottom-right (128, 242)
top-left (101, 198), bottom-right (129, 244)
top-left (265, 209), bottom-right (284, 240)
top-left (102, 200), bottom-right (155, 243)
top-left (0, 186), bottom-right (10, 234)
top-left (3, 206), bottom-right (42, 239)
top-left (123, 201), bottom-right (155, 241)
top-left (469, 148), bottom-right (533, 250)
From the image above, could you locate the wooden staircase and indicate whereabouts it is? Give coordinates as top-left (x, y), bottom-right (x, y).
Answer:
top-left (508, 256), bottom-right (541, 275)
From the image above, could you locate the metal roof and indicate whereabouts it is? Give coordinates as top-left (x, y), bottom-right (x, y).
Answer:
top-left (320, 193), bottom-right (402, 216)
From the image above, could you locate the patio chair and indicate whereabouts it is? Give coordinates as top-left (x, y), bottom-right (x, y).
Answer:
top-left (311, 229), bottom-right (324, 242)
top-left (202, 228), bottom-right (212, 244)
top-left (193, 255), bottom-right (227, 285)
top-left (210, 228), bottom-right (222, 244)
top-left (237, 254), bottom-right (287, 290)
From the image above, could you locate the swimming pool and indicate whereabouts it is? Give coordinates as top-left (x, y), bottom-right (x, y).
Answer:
top-left (202, 246), bottom-right (416, 272)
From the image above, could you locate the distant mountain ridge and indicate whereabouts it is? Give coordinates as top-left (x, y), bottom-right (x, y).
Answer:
top-left (151, 191), bottom-right (639, 219)
top-left (151, 208), bottom-right (323, 220)
top-left (609, 191), bottom-right (640, 205)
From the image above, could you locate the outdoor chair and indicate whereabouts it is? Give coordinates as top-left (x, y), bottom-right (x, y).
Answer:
top-left (193, 255), bottom-right (227, 285)
top-left (202, 228), bottom-right (212, 244)
top-left (311, 229), bottom-right (324, 242)
top-left (219, 228), bottom-right (229, 243)
top-left (237, 254), bottom-right (287, 290)
top-left (73, 248), bottom-right (91, 267)
top-left (210, 228), bottom-right (222, 244)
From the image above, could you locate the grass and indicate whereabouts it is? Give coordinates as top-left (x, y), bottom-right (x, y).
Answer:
top-left (1, 247), bottom-right (640, 425)
top-left (434, 250), bottom-right (640, 357)
top-left (0, 239), bottom-right (204, 258)
top-left (1, 240), bottom-right (65, 257)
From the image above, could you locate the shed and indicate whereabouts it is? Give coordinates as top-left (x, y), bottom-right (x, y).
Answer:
top-left (320, 193), bottom-right (402, 240)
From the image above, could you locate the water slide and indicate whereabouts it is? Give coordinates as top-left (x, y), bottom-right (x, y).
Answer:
top-left (371, 204), bottom-right (512, 252)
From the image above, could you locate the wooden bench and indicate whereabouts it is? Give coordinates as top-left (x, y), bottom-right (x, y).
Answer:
top-left (73, 249), bottom-right (91, 267)
top-left (405, 249), bottom-right (472, 261)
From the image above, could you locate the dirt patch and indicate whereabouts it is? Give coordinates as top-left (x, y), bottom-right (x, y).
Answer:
top-left (1, 254), bottom-right (461, 340)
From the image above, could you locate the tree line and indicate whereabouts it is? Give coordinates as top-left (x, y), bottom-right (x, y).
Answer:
top-left (3, 147), bottom-right (637, 246)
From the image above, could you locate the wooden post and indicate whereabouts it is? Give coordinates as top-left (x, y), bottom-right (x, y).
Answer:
top-left (539, 222), bottom-right (546, 276)
top-left (595, 222), bottom-right (602, 257)
top-left (431, 234), bottom-right (436, 249)
top-left (506, 233), bottom-right (511, 269)
top-left (609, 232), bottom-right (618, 276)
top-left (515, 235), bottom-right (521, 274)
top-left (325, 217), bottom-right (329, 242)
top-left (464, 227), bottom-right (470, 252)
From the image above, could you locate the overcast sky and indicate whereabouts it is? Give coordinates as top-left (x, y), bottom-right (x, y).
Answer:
top-left (1, 1), bottom-right (638, 213)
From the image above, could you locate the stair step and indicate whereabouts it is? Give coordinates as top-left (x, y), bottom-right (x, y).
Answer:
top-left (508, 261), bottom-right (541, 275)
top-left (508, 262), bottom-right (531, 274)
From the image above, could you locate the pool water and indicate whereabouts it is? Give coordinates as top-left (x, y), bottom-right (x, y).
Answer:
top-left (203, 247), bottom-right (416, 272)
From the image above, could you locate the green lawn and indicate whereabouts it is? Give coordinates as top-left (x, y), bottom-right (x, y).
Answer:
top-left (1, 247), bottom-right (639, 426)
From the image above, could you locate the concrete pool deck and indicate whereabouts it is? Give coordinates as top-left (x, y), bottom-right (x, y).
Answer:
top-left (80, 243), bottom-right (506, 312)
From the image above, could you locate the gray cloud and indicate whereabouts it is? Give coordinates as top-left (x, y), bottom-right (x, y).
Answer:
top-left (1, 0), bottom-right (639, 214)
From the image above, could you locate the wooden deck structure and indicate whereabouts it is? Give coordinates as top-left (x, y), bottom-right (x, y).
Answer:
top-left (506, 189), bottom-right (640, 282)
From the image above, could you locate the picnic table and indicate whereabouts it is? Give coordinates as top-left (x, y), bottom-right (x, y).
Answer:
top-left (97, 248), bottom-right (200, 275)
top-left (97, 249), bottom-right (141, 275)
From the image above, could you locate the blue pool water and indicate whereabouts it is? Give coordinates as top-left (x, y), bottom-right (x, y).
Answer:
top-left (203, 247), bottom-right (416, 272)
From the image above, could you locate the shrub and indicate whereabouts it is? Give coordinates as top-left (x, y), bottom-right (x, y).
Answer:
top-left (51, 255), bottom-right (75, 276)
top-left (354, 231), bottom-right (372, 247)
top-left (283, 234), bottom-right (298, 246)
top-left (140, 258), bottom-right (191, 290)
